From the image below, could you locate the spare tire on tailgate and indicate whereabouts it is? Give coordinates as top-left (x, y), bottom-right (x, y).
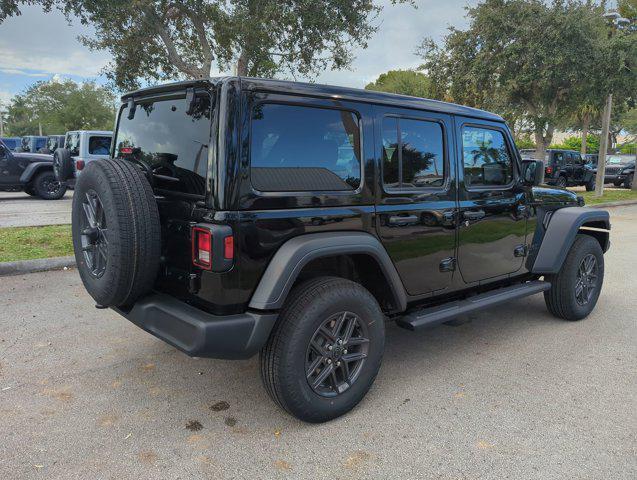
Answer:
top-left (72, 159), bottom-right (161, 307)
top-left (53, 148), bottom-right (74, 181)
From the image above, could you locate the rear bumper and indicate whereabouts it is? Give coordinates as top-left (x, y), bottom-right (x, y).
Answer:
top-left (113, 293), bottom-right (278, 359)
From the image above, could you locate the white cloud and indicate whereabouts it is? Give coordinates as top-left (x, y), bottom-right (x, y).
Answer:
top-left (0, 5), bottom-right (109, 78)
top-left (0, 68), bottom-right (48, 77)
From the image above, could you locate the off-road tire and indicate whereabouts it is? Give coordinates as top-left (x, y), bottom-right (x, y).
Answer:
top-left (33, 171), bottom-right (67, 199)
top-left (556, 175), bottom-right (568, 188)
top-left (72, 159), bottom-right (161, 307)
top-left (544, 234), bottom-right (604, 321)
top-left (625, 173), bottom-right (634, 189)
top-left (260, 277), bottom-right (385, 423)
top-left (613, 181), bottom-right (623, 187)
top-left (53, 148), bottom-right (74, 181)
top-left (585, 178), bottom-right (595, 192)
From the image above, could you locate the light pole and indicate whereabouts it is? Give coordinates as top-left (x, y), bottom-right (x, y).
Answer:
top-left (595, 11), bottom-right (631, 197)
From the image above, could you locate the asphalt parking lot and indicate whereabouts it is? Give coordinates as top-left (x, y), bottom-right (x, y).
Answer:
top-left (0, 205), bottom-right (635, 479)
top-left (0, 191), bottom-right (73, 227)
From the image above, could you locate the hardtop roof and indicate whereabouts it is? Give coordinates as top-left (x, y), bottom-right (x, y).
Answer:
top-left (122, 76), bottom-right (505, 123)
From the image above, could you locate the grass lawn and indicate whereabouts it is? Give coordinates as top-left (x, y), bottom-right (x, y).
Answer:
top-left (0, 225), bottom-right (73, 262)
top-left (578, 188), bottom-right (637, 205)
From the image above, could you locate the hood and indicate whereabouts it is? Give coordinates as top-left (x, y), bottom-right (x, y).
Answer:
top-left (531, 185), bottom-right (579, 206)
top-left (12, 152), bottom-right (53, 162)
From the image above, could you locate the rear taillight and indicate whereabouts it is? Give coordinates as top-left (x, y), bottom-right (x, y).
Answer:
top-left (224, 235), bottom-right (234, 260)
top-left (191, 225), bottom-right (234, 271)
top-left (545, 166), bottom-right (553, 175)
top-left (192, 227), bottom-right (212, 269)
top-left (76, 159), bottom-right (85, 171)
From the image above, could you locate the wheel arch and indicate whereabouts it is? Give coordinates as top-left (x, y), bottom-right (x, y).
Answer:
top-left (532, 207), bottom-right (610, 274)
top-left (248, 232), bottom-right (407, 313)
top-left (19, 162), bottom-right (53, 184)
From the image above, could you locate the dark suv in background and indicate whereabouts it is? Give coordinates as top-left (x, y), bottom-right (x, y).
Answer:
top-left (521, 149), bottom-right (596, 190)
top-left (71, 77), bottom-right (609, 422)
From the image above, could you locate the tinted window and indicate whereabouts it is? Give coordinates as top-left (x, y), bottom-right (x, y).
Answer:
top-left (35, 138), bottom-right (46, 150)
top-left (462, 126), bottom-right (513, 187)
top-left (250, 103), bottom-right (361, 192)
top-left (382, 117), bottom-right (444, 189)
top-left (115, 93), bottom-right (212, 194)
top-left (553, 152), bottom-right (565, 166)
top-left (88, 136), bottom-right (111, 155)
top-left (66, 133), bottom-right (80, 155)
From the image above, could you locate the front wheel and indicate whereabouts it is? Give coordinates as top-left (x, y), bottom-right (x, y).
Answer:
top-left (544, 234), bottom-right (604, 321)
top-left (585, 178), bottom-right (595, 192)
top-left (33, 171), bottom-right (67, 200)
top-left (625, 174), bottom-right (634, 189)
top-left (260, 277), bottom-right (385, 423)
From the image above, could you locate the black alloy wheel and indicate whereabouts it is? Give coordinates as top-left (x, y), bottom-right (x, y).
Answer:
top-left (79, 190), bottom-right (109, 278)
top-left (305, 311), bottom-right (369, 397)
top-left (575, 253), bottom-right (598, 306)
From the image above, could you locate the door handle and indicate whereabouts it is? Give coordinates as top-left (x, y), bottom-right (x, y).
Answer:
top-left (463, 210), bottom-right (485, 221)
top-left (388, 215), bottom-right (418, 226)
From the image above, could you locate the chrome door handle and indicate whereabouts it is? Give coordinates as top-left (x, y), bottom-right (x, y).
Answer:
top-left (388, 215), bottom-right (418, 226)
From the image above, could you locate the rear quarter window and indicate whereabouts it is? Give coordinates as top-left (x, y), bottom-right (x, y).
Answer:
top-left (249, 103), bottom-right (362, 192)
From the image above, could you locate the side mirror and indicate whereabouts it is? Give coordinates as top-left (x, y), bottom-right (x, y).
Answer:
top-left (521, 160), bottom-right (544, 186)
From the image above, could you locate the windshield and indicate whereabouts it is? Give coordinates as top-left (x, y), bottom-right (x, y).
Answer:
top-left (606, 156), bottom-right (623, 164)
top-left (115, 91), bottom-right (213, 196)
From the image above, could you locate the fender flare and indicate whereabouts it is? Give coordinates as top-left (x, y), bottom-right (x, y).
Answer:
top-left (19, 162), bottom-right (52, 184)
top-left (248, 231), bottom-right (407, 312)
top-left (532, 207), bottom-right (610, 274)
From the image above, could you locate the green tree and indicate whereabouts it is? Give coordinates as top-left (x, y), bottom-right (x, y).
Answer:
top-left (5, 79), bottom-right (115, 136)
top-left (365, 70), bottom-right (435, 99)
top-left (418, 0), bottom-right (637, 162)
top-left (550, 134), bottom-right (600, 153)
top-left (1, 1), bottom-right (412, 91)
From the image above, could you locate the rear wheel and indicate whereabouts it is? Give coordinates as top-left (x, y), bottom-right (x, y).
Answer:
top-left (72, 159), bottom-right (161, 307)
top-left (33, 171), bottom-right (67, 199)
top-left (556, 175), bottom-right (567, 188)
top-left (544, 234), bottom-right (604, 321)
top-left (585, 178), bottom-right (595, 192)
top-left (260, 277), bottom-right (385, 423)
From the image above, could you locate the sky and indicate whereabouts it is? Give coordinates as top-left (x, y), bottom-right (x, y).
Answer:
top-left (0, 0), bottom-right (618, 106)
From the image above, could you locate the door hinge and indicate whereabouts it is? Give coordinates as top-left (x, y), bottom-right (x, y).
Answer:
top-left (439, 257), bottom-right (456, 272)
top-left (514, 244), bottom-right (529, 257)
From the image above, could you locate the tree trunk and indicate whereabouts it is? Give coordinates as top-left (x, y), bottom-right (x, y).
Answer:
top-left (595, 94), bottom-right (613, 197)
top-left (580, 112), bottom-right (589, 155)
top-left (534, 123), bottom-right (554, 163)
top-left (236, 51), bottom-right (248, 76)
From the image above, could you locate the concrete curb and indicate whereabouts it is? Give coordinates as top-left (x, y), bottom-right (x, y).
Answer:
top-left (586, 199), bottom-right (637, 208)
top-left (0, 256), bottom-right (76, 276)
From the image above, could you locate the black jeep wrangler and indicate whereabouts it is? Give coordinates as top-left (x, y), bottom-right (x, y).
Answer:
top-left (71, 78), bottom-right (610, 423)
top-left (0, 139), bottom-right (67, 199)
top-left (543, 149), bottom-right (597, 190)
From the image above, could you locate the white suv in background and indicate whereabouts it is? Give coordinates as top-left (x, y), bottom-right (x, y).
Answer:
top-left (53, 130), bottom-right (113, 185)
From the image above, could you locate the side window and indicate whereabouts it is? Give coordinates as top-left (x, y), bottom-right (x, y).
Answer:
top-left (554, 152), bottom-right (565, 166)
top-left (381, 117), bottom-right (445, 189)
top-left (65, 134), bottom-right (80, 154)
top-left (462, 126), bottom-right (513, 187)
top-left (250, 103), bottom-right (361, 192)
top-left (88, 136), bottom-right (111, 155)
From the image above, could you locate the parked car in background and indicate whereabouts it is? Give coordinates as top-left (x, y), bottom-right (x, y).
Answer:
top-left (0, 137), bottom-right (22, 151)
top-left (0, 139), bottom-right (66, 199)
top-left (38, 135), bottom-right (66, 154)
top-left (599, 155), bottom-right (635, 188)
top-left (53, 130), bottom-right (112, 185)
top-left (584, 153), bottom-right (599, 166)
top-left (18, 135), bottom-right (48, 153)
top-left (521, 148), bottom-right (596, 190)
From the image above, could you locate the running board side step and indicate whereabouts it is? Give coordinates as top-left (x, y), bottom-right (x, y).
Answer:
top-left (396, 281), bottom-right (551, 331)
